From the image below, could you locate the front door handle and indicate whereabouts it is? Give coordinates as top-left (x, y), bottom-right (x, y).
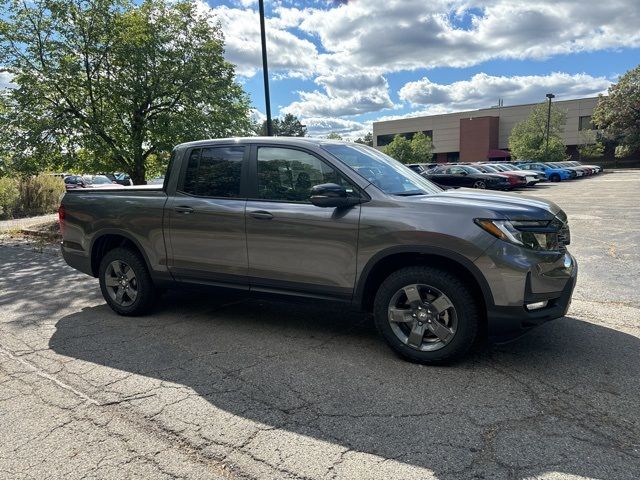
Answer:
top-left (175, 206), bottom-right (195, 214)
top-left (249, 210), bottom-right (273, 220)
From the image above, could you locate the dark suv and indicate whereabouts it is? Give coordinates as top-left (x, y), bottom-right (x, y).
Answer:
top-left (60, 138), bottom-right (577, 364)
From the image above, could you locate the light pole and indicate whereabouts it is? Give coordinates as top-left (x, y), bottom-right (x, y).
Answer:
top-left (258, 0), bottom-right (273, 136)
top-left (545, 93), bottom-right (555, 153)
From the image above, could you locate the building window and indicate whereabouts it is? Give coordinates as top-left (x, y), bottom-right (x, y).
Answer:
top-left (376, 130), bottom-right (433, 147)
top-left (579, 116), bottom-right (594, 131)
top-left (447, 152), bottom-right (460, 163)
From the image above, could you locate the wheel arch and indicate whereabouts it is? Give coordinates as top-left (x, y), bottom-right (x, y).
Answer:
top-left (355, 247), bottom-right (493, 317)
top-left (90, 230), bottom-right (152, 278)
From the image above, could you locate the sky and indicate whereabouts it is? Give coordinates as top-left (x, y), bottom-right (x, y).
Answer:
top-left (202, 0), bottom-right (640, 138)
top-left (1, 0), bottom-right (637, 139)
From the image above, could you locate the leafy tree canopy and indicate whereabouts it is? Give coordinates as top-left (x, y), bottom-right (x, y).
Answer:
top-left (0, 0), bottom-right (251, 183)
top-left (508, 102), bottom-right (568, 163)
top-left (354, 132), bottom-right (373, 146)
top-left (256, 113), bottom-right (307, 137)
top-left (382, 132), bottom-right (434, 164)
top-left (325, 132), bottom-right (343, 140)
top-left (382, 135), bottom-right (413, 164)
top-left (592, 65), bottom-right (640, 154)
top-left (577, 131), bottom-right (604, 160)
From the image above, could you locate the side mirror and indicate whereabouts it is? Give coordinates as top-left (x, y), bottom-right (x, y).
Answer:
top-left (459, 170), bottom-right (468, 176)
top-left (310, 183), bottom-right (361, 208)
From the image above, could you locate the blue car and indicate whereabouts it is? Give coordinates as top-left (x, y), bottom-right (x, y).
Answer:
top-left (515, 162), bottom-right (576, 182)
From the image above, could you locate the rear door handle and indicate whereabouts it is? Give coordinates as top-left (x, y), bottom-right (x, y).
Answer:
top-left (249, 210), bottom-right (273, 220)
top-left (174, 206), bottom-right (195, 214)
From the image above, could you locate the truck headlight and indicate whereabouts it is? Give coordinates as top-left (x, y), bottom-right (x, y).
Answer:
top-left (474, 219), bottom-right (560, 251)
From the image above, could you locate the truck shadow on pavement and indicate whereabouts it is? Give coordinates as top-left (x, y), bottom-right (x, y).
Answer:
top-left (49, 290), bottom-right (640, 479)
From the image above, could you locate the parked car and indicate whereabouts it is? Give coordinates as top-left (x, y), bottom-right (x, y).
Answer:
top-left (472, 164), bottom-right (533, 187)
top-left (63, 175), bottom-right (87, 190)
top-left (485, 163), bottom-right (541, 186)
top-left (567, 160), bottom-right (602, 173)
top-left (501, 164), bottom-right (547, 181)
top-left (81, 175), bottom-right (123, 188)
top-left (103, 172), bottom-right (133, 186)
top-left (60, 138), bottom-right (577, 364)
top-left (424, 165), bottom-right (520, 190)
top-left (407, 163), bottom-right (437, 174)
top-left (515, 162), bottom-right (576, 182)
top-left (550, 162), bottom-right (587, 177)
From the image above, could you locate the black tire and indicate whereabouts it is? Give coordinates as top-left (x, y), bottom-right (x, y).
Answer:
top-left (472, 180), bottom-right (486, 189)
top-left (373, 266), bottom-right (479, 364)
top-left (98, 247), bottom-right (156, 316)
top-left (549, 173), bottom-right (561, 182)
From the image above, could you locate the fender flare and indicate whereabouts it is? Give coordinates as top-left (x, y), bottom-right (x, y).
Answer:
top-left (353, 245), bottom-right (495, 309)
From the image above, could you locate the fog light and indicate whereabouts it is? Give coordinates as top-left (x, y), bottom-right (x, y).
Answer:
top-left (526, 300), bottom-right (548, 311)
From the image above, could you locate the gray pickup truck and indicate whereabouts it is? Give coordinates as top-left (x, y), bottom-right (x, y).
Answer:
top-left (60, 137), bottom-right (577, 364)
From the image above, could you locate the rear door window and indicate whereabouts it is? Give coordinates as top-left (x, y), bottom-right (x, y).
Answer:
top-left (180, 146), bottom-right (245, 198)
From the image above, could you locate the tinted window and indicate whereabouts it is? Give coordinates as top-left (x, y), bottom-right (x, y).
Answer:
top-left (257, 147), bottom-right (353, 202)
top-left (181, 146), bottom-right (244, 197)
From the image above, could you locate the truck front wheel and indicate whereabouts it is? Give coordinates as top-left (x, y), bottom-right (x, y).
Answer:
top-left (373, 266), bottom-right (479, 364)
top-left (98, 247), bottom-right (156, 316)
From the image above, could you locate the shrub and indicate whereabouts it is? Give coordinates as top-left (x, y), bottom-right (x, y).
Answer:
top-left (15, 175), bottom-right (66, 217)
top-left (0, 177), bottom-right (20, 219)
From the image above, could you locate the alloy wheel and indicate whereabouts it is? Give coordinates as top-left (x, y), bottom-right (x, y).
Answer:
top-left (104, 260), bottom-right (138, 307)
top-left (387, 284), bottom-right (457, 351)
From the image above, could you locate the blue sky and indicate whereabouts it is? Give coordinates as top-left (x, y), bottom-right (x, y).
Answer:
top-left (204, 1), bottom-right (639, 137)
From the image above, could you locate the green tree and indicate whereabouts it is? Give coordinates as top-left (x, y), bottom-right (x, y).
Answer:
top-left (509, 102), bottom-right (568, 162)
top-left (257, 113), bottom-right (307, 137)
top-left (577, 131), bottom-right (604, 160)
top-left (410, 131), bottom-right (433, 162)
top-left (383, 134), bottom-right (413, 164)
top-left (592, 65), bottom-right (640, 154)
top-left (354, 132), bottom-right (373, 146)
top-left (0, 0), bottom-right (251, 183)
top-left (325, 132), bottom-right (343, 140)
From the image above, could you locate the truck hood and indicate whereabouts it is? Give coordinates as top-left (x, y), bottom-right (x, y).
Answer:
top-left (408, 188), bottom-right (566, 222)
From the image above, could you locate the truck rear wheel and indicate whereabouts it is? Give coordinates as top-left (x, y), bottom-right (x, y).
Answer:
top-left (99, 247), bottom-right (156, 316)
top-left (373, 266), bottom-right (479, 364)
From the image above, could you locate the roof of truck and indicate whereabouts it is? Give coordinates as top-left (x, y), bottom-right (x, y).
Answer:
top-left (175, 136), bottom-right (351, 149)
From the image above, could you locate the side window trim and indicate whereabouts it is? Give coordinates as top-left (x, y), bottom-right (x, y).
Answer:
top-left (248, 144), bottom-right (367, 204)
top-left (175, 144), bottom-right (250, 199)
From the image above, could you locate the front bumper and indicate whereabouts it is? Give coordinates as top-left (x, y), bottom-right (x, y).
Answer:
top-left (476, 249), bottom-right (578, 342)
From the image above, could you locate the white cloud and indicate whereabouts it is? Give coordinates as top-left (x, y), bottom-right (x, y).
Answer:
top-left (205, 4), bottom-right (319, 78)
top-left (302, 117), bottom-right (369, 138)
top-left (297, 0), bottom-right (640, 72)
top-left (398, 72), bottom-right (611, 113)
top-left (249, 108), bottom-right (266, 124)
top-left (198, 0), bottom-right (636, 128)
top-left (283, 72), bottom-right (395, 117)
top-left (0, 71), bottom-right (14, 89)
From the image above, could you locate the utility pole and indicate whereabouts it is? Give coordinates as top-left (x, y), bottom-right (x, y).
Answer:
top-left (258, 0), bottom-right (273, 136)
top-left (545, 93), bottom-right (555, 152)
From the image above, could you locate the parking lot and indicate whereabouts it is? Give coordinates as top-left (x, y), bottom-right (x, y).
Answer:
top-left (1, 170), bottom-right (639, 479)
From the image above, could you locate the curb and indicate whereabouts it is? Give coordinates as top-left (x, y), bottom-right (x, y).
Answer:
top-left (19, 228), bottom-right (61, 241)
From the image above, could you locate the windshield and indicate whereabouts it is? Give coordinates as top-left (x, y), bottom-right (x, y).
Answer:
top-left (321, 143), bottom-right (442, 196)
top-left (482, 165), bottom-right (500, 173)
top-left (460, 166), bottom-right (482, 174)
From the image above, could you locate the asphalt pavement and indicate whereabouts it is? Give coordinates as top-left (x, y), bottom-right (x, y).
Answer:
top-left (1, 171), bottom-right (639, 479)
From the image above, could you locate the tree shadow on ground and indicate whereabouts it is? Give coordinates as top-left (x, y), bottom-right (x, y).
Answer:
top-left (49, 289), bottom-right (640, 479)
